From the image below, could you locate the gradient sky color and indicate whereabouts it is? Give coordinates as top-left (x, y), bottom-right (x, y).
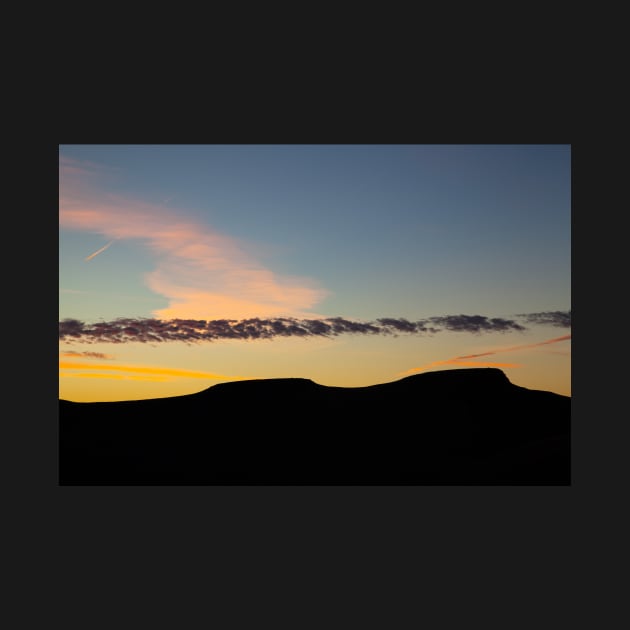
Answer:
top-left (59, 144), bottom-right (571, 401)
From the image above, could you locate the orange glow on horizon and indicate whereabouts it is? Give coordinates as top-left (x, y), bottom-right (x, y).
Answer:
top-left (401, 333), bottom-right (571, 377)
top-left (400, 360), bottom-right (522, 376)
top-left (59, 361), bottom-right (244, 381)
top-left (60, 372), bottom-right (170, 381)
top-left (457, 334), bottom-right (572, 359)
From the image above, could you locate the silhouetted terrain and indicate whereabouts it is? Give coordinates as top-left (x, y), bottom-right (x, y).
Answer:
top-left (59, 368), bottom-right (570, 485)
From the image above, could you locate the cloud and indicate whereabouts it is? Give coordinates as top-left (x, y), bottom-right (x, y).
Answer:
top-left (60, 157), bottom-right (327, 319)
top-left (59, 372), bottom-right (171, 382)
top-left (59, 351), bottom-right (114, 359)
top-left (59, 360), bottom-right (245, 382)
top-left (400, 333), bottom-right (571, 376)
top-left (426, 315), bottom-right (526, 333)
top-left (58, 312), bottom-right (558, 344)
top-left (517, 311), bottom-right (571, 327)
top-left (456, 334), bottom-right (571, 360)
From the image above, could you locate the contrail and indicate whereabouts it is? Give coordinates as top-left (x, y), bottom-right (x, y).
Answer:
top-left (399, 333), bottom-right (571, 376)
top-left (456, 334), bottom-right (572, 359)
top-left (84, 240), bottom-right (114, 262)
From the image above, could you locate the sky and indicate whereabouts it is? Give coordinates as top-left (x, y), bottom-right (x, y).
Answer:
top-left (59, 144), bottom-right (571, 402)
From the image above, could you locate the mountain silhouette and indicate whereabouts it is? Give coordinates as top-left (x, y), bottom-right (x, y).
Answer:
top-left (59, 368), bottom-right (570, 485)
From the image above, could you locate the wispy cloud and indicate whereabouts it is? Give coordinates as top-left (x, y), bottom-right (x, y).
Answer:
top-left (60, 157), bottom-right (327, 319)
top-left (59, 351), bottom-right (114, 359)
top-left (517, 311), bottom-right (571, 327)
top-left (455, 334), bottom-right (572, 360)
top-left (400, 333), bottom-right (571, 376)
top-left (59, 372), bottom-right (172, 382)
top-left (59, 360), bottom-right (245, 382)
top-left (58, 312), bottom-right (566, 344)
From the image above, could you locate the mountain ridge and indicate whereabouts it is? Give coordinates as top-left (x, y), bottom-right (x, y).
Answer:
top-left (61, 367), bottom-right (565, 404)
top-left (59, 368), bottom-right (571, 485)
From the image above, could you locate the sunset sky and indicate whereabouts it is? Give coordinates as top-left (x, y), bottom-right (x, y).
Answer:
top-left (59, 144), bottom-right (571, 402)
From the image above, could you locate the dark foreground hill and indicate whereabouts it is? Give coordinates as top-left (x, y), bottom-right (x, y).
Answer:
top-left (59, 368), bottom-right (570, 485)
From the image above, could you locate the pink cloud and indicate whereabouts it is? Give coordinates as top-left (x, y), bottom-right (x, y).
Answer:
top-left (59, 157), bottom-right (328, 319)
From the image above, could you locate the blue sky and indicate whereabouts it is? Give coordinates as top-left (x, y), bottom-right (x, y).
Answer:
top-left (59, 144), bottom-right (571, 401)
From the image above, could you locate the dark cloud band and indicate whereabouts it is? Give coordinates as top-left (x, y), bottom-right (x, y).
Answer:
top-left (60, 350), bottom-right (113, 359)
top-left (59, 311), bottom-right (569, 344)
top-left (517, 311), bottom-right (571, 327)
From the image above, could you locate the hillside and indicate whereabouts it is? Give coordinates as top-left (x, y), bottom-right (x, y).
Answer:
top-left (59, 368), bottom-right (571, 485)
